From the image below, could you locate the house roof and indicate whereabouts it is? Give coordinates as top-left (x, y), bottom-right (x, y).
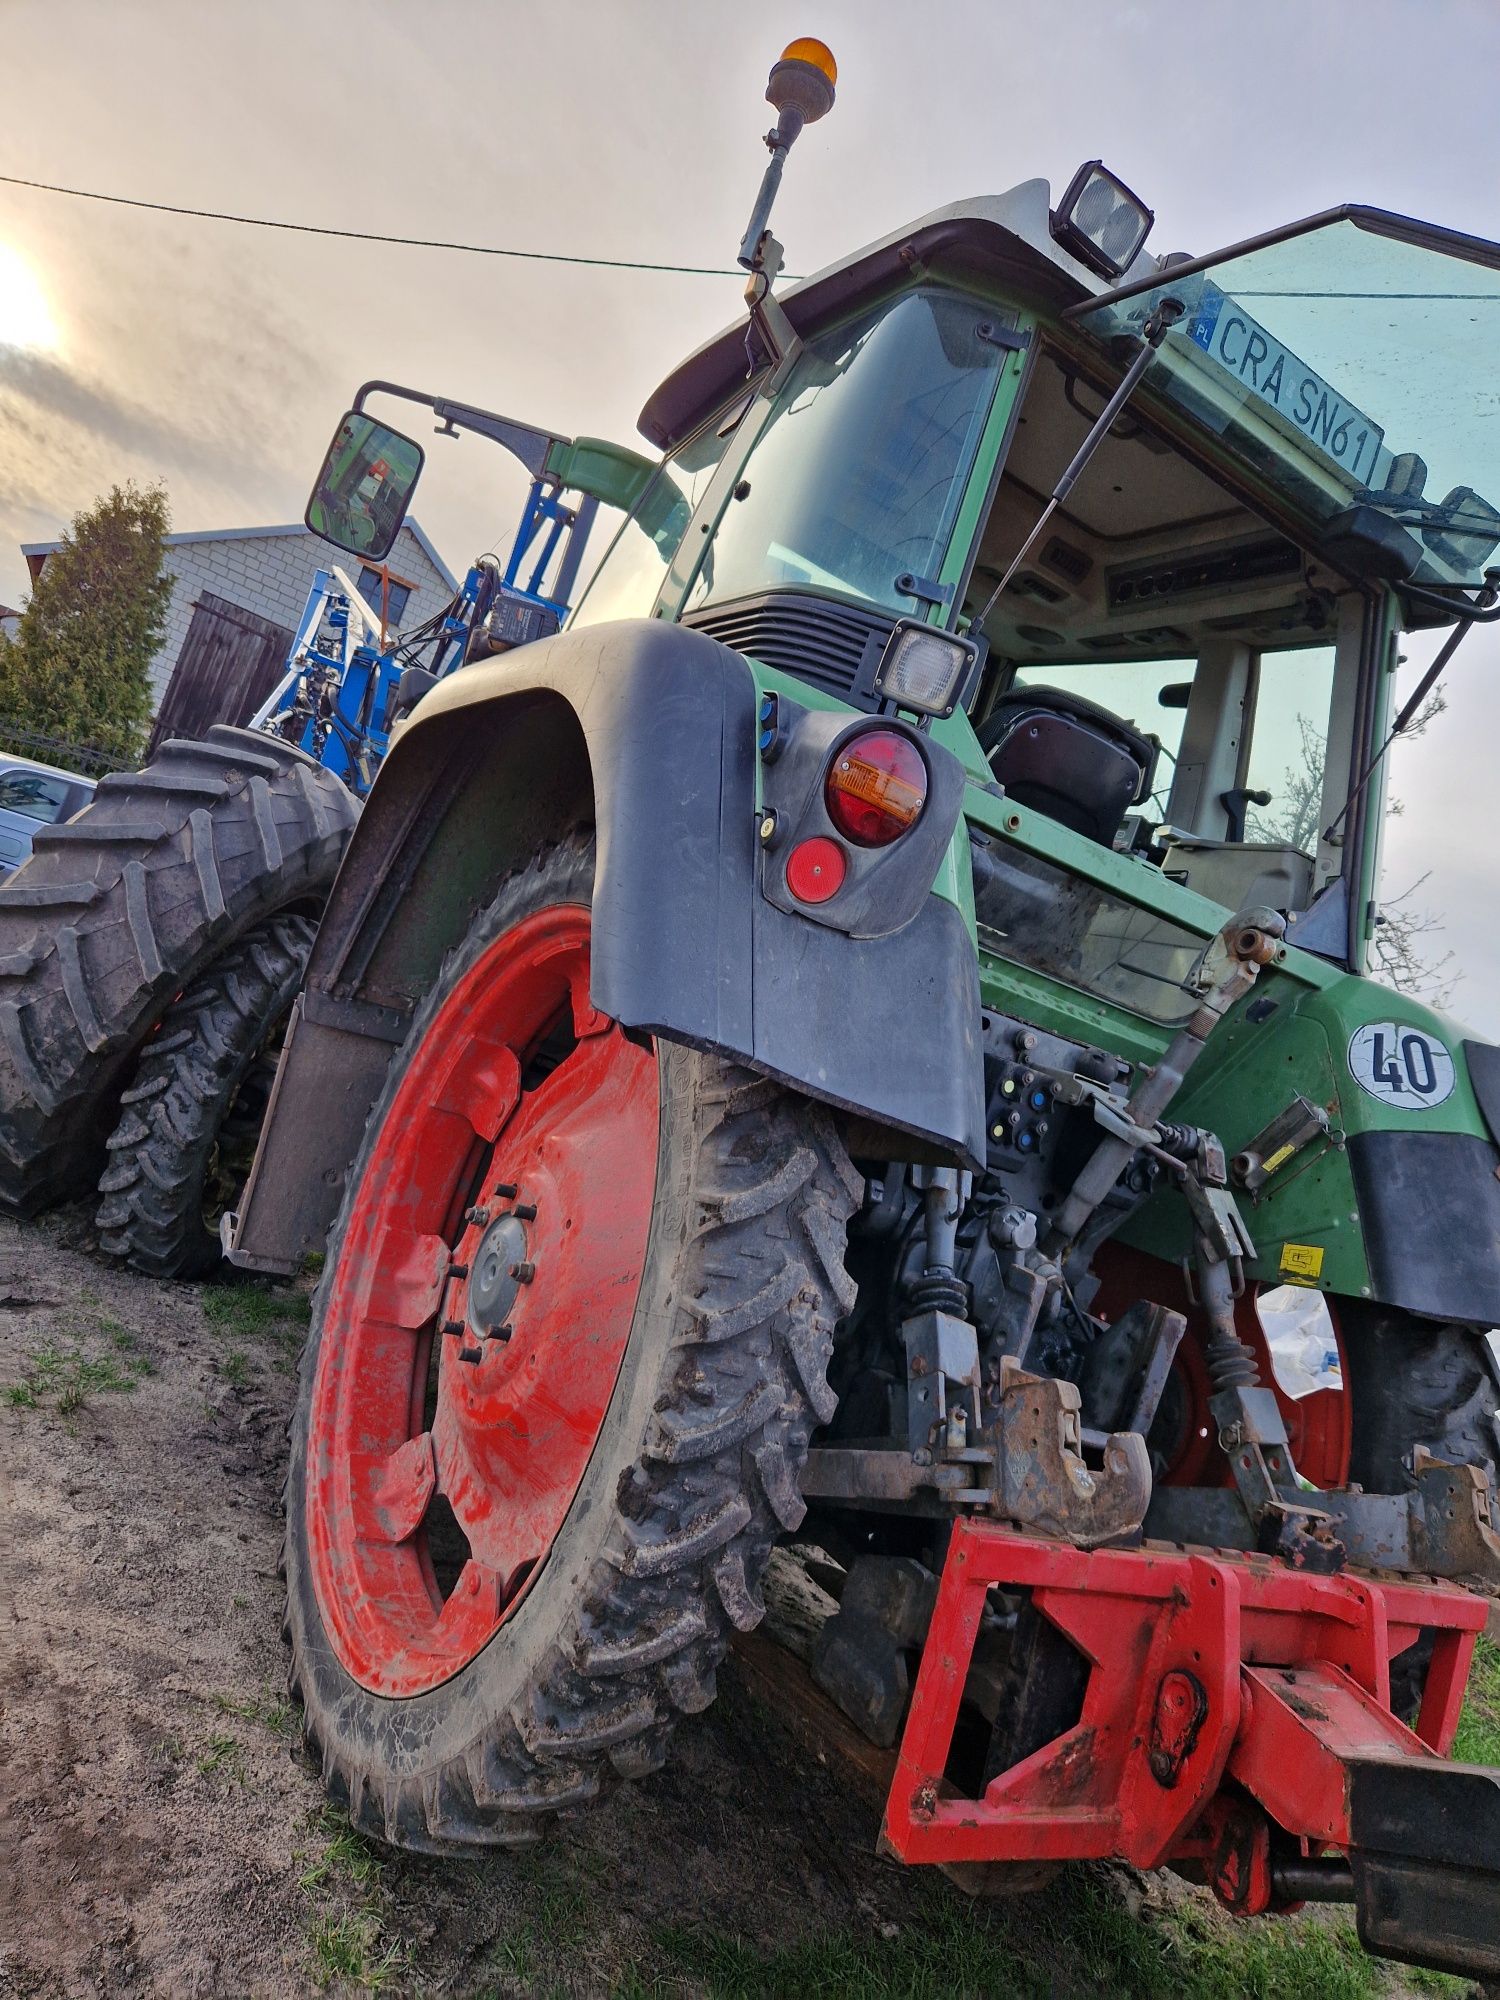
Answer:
top-left (20, 517), bottom-right (458, 590)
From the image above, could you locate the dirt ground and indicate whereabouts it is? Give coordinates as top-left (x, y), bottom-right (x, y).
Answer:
top-left (0, 1207), bottom-right (1485, 2000)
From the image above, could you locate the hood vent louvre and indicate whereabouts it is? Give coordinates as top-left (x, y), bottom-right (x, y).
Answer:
top-left (682, 591), bottom-right (896, 708)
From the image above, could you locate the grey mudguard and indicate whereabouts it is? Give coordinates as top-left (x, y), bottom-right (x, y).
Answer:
top-left (1346, 1127), bottom-right (1500, 1325)
top-left (229, 619), bottom-right (984, 1271)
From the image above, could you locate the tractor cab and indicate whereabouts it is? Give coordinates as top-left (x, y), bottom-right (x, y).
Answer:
top-left (570, 188), bottom-right (1500, 1026)
top-left (1014, 209), bottom-right (1500, 945)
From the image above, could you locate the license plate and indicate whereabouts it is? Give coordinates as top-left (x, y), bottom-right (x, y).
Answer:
top-left (1185, 280), bottom-right (1385, 488)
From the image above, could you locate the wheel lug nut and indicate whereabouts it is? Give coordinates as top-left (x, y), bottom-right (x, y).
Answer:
top-left (510, 1261), bottom-right (536, 1284)
top-left (492, 1183), bottom-right (518, 1200)
top-left (464, 1206), bottom-right (490, 1227)
top-left (513, 1202), bottom-right (537, 1221)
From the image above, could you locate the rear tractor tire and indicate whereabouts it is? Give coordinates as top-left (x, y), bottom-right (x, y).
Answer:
top-left (0, 726), bottom-right (356, 1218)
top-left (94, 911), bottom-right (317, 1278)
top-left (1343, 1305), bottom-right (1500, 1502)
top-left (1342, 1303), bottom-right (1500, 1712)
top-left (283, 833), bottom-right (863, 1851)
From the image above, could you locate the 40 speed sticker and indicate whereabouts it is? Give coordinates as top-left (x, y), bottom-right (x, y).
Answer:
top-left (1347, 1020), bottom-right (1455, 1111)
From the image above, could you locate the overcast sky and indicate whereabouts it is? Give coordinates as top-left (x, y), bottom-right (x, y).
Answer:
top-left (2, 0), bottom-right (1498, 1028)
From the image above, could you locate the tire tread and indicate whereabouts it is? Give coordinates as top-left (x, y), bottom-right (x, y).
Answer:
top-left (0, 726), bottom-right (355, 1216)
top-left (284, 831), bottom-right (862, 1852)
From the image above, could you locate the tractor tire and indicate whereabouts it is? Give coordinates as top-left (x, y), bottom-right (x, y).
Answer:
top-left (0, 727), bottom-right (356, 1218)
top-left (1343, 1305), bottom-right (1500, 1500)
top-left (283, 832), bottom-right (862, 1853)
top-left (1341, 1303), bottom-right (1500, 1712)
top-left (94, 910), bottom-right (318, 1278)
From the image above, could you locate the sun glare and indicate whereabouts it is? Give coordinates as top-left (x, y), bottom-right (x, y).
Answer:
top-left (0, 244), bottom-right (59, 352)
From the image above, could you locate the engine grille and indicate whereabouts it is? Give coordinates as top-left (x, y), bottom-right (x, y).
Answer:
top-left (682, 590), bottom-right (896, 708)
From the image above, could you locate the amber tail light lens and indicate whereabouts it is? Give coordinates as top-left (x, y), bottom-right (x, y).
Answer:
top-left (824, 728), bottom-right (928, 847)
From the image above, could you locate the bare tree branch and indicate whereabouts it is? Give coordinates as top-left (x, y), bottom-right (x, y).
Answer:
top-left (1246, 700), bottom-right (1457, 1006)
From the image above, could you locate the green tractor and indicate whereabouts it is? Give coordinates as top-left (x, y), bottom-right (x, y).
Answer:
top-left (230, 42), bottom-right (1500, 1975)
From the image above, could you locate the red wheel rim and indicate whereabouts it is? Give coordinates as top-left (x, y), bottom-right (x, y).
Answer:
top-left (1090, 1243), bottom-right (1351, 1491)
top-left (306, 904), bottom-right (659, 1697)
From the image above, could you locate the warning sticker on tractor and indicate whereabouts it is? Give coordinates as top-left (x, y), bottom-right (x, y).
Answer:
top-left (1347, 1021), bottom-right (1456, 1111)
top-left (1278, 1242), bottom-right (1325, 1286)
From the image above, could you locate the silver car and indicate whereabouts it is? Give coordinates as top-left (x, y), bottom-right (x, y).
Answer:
top-left (0, 754), bottom-right (97, 880)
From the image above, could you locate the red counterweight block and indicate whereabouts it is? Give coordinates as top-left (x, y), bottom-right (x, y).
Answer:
top-left (881, 1522), bottom-right (1485, 1899)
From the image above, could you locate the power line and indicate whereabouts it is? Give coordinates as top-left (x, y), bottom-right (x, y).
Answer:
top-left (0, 171), bottom-right (749, 278)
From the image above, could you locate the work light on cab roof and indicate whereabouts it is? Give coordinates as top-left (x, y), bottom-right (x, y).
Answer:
top-left (1050, 158), bottom-right (1154, 278)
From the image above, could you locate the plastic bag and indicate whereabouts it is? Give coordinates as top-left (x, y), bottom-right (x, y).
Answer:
top-left (1257, 1283), bottom-right (1343, 1400)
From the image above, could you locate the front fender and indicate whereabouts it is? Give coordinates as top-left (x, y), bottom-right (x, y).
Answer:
top-left (1121, 967), bottom-right (1500, 1327)
top-left (230, 619), bottom-right (982, 1270)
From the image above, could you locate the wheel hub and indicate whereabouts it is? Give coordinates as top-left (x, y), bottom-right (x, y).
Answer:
top-left (465, 1207), bottom-right (530, 1339)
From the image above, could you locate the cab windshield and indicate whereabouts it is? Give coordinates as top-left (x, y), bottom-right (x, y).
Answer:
top-left (568, 418), bottom-right (729, 629)
top-left (1074, 212), bottom-right (1500, 590)
top-left (684, 289), bottom-right (1010, 618)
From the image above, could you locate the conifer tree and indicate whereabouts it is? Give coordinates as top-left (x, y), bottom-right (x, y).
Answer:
top-left (0, 481), bottom-right (172, 767)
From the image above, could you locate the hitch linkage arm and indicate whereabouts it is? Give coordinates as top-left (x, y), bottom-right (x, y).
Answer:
top-left (1047, 908), bottom-right (1285, 1248)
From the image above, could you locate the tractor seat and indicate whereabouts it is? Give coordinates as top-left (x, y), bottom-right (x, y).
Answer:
top-left (978, 686), bottom-right (1159, 847)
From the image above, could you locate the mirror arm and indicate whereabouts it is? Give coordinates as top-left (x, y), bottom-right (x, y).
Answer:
top-left (352, 380), bottom-right (567, 480)
top-left (1397, 573), bottom-right (1500, 623)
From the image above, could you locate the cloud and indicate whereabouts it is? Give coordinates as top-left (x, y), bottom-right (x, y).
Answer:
top-left (0, 347), bottom-right (286, 490)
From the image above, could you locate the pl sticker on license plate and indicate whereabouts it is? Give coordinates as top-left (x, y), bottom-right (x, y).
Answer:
top-left (1347, 1021), bottom-right (1455, 1110)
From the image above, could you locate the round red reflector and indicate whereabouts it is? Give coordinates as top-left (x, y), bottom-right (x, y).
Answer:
top-left (785, 835), bottom-right (847, 904)
top-left (825, 729), bottom-right (928, 847)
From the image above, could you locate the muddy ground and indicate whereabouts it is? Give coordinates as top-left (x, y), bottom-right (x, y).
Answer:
top-left (0, 1207), bottom-right (1487, 1999)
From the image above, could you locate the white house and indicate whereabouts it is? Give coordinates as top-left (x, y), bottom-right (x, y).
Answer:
top-left (18, 519), bottom-right (456, 741)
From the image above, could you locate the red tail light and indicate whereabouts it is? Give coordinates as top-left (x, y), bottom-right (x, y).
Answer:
top-left (825, 729), bottom-right (928, 847)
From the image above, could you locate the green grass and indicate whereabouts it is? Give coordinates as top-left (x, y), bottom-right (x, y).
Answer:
top-left (203, 1282), bottom-right (311, 1370)
top-left (210, 1685), bottom-right (296, 1737)
top-left (1454, 1633), bottom-right (1500, 1765)
top-left (297, 1807), bottom-right (386, 1896)
top-left (219, 1348), bottom-right (250, 1390)
top-left (608, 1874), bottom-right (1388, 2000)
top-left (308, 1910), bottom-right (404, 1991)
top-left (194, 1732), bottom-right (247, 1786)
top-left (7, 1335), bottom-right (153, 1414)
top-left (101, 1315), bottom-right (151, 1361)
top-left (298, 1805), bottom-right (406, 1991)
